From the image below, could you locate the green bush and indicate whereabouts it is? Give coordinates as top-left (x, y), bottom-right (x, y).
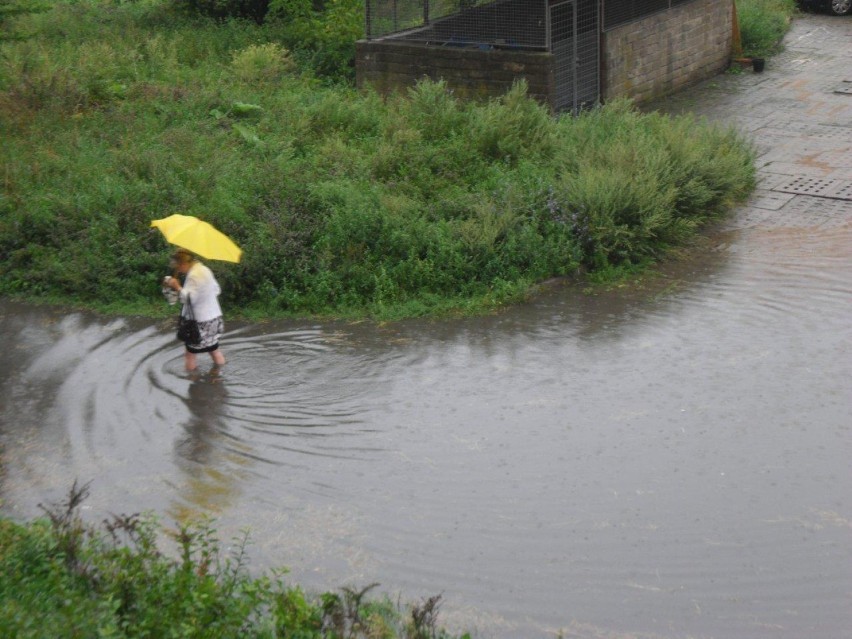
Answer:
top-left (230, 42), bottom-right (296, 83)
top-left (737, 0), bottom-right (797, 58)
top-left (0, 0), bottom-right (756, 320)
top-left (0, 483), bottom-right (469, 639)
top-left (267, 0), bottom-right (363, 81)
top-left (183, 0), bottom-right (271, 23)
top-left (174, 0), bottom-right (363, 79)
top-left (547, 100), bottom-right (754, 269)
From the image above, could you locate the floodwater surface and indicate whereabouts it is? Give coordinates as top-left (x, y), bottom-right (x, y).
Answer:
top-left (2, 221), bottom-right (850, 639)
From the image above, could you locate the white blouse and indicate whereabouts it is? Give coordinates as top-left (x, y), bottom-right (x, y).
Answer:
top-left (179, 261), bottom-right (223, 322)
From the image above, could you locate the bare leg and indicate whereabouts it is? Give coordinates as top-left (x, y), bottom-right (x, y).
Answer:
top-left (184, 350), bottom-right (198, 372)
top-left (211, 349), bottom-right (225, 367)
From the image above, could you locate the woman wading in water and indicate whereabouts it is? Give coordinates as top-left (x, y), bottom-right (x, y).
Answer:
top-left (163, 249), bottom-right (226, 371)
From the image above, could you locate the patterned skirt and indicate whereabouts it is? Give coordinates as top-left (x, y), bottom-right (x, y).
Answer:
top-left (185, 316), bottom-right (224, 353)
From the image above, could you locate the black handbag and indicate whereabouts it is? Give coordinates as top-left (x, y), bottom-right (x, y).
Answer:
top-left (176, 294), bottom-right (201, 343)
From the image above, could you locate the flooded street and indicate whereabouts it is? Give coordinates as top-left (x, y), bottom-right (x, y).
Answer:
top-left (2, 14), bottom-right (851, 639)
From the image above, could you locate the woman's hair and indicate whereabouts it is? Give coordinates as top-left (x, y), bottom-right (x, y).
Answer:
top-left (171, 249), bottom-right (196, 265)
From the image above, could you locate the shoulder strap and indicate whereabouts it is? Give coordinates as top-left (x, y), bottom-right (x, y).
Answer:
top-left (184, 293), bottom-right (195, 319)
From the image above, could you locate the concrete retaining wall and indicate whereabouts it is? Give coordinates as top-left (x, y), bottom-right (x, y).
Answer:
top-left (356, 40), bottom-right (555, 106)
top-left (602, 0), bottom-right (733, 103)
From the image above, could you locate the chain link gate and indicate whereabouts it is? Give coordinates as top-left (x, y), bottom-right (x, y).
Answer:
top-left (548, 0), bottom-right (599, 114)
top-left (363, 0), bottom-right (601, 114)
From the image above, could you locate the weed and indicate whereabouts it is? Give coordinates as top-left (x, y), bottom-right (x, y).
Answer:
top-left (1, 484), bottom-right (465, 638)
top-left (410, 594), bottom-right (443, 639)
top-left (737, 0), bottom-right (797, 58)
top-left (231, 42), bottom-right (295, 84)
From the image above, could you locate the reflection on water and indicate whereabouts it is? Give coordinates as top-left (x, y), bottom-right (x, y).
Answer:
top-left (1, 221), bottom-right (850, 639)
top-left (169, 370), bottom-right (241, 521)
top-left (177, 371), bottom-right (230, 466)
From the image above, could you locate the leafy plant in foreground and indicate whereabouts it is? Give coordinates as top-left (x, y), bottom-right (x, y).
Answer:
top-left (0, 482), bottom-right (468, 638)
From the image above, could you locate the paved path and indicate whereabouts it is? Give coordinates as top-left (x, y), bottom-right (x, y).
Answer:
top-left (649, 12), bottom-right (852, 231)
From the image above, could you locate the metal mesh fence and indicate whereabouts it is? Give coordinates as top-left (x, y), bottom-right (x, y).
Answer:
top-left (365, 0), bottom-right (549, 50)
top-left (550, 0), bottom-right (599, 113)
top-left (365, 0), bottom-right (705, 44)
top-left (603, 0), bottom-right (701, 31)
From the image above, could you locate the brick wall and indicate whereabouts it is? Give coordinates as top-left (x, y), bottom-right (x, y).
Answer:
top-left (602, 0), bottom-right (733, 103)
top-left (356, 40), bottom-right (555, 106)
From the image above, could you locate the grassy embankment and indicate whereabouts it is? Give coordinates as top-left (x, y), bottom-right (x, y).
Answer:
top-left (0, 482), bottom-right (464, 638)
top-left (736, 0), bottom-right (798, 60)
top-left (0, 0), bottom-right (760, 320)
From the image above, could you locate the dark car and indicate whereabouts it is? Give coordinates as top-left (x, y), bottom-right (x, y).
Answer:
top-left (798, 0), bottom-right (851, 15)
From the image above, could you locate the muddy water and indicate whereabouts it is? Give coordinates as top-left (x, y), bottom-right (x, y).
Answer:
top-left (1, 221), bottom-right (851, 638)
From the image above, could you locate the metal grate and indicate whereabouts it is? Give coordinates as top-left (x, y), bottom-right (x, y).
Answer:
top-left (366, 0), bottom-right (707, 43)
top-left (551, 0), bottom-right (599, 114)
top-left (834, 81), bottom-right (852, 96)
top-left (833, 181), bottom-right (852, 201)
top-left (551, 1), bottom-right (575, 109)
top-left (773, 176), bottom-right (852, 202)
top-left (574, 0), bottom-right (599, 110)
top-left (602, 0), bottom-right (700, 31)
top-left (366, 0), bottom-right (548, 50)
top-left (365, 0), bottom-right (433, 40)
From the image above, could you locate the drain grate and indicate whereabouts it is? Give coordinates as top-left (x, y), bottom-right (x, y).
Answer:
top-left (773, 176), bottom-right (852, 201)
top-left (761, 124), bottom-right (852, 143)
top-left (834, 81), bottom-right (852, 96)
top-left (833, 181), bottom-right (852, 200)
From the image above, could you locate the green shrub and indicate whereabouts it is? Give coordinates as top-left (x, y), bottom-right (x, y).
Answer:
top-left (470, 81), bottom-right (558, 164)
top-left (265, 0), bottom-right (362, 80)
top-left (548, 99), bottom-right (754, 268)
top-left (737, 0), bottom-right (797, 58)
top-left (0, 483), bottom-right (468, 639)
top-left (230, 42), bottom-right (296, 83)
top-left (0, 0), bottom-right (48, 40)
top-left (0, 1), bottom-right (757, 320)
top-left (183, 0), bottom-right (271, 23)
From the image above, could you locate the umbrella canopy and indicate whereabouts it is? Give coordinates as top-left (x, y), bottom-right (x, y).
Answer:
top-left (151, 214), bottom-right (242, 263)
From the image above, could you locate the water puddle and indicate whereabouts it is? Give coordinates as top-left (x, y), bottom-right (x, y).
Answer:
top-left (1, 222), bottom-right (850, 638)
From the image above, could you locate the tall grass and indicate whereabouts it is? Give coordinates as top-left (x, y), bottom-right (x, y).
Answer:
top-left (0, 0), bottom-right (756, 319)
top-left (737, 0), bottom-right (798, 58)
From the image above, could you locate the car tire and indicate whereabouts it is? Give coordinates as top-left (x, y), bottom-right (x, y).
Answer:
top-left (829, 0), bottom-right (851, 15)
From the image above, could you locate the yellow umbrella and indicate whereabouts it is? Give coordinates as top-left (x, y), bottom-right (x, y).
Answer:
top-left (151, 214), bottom-right (242, 263)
